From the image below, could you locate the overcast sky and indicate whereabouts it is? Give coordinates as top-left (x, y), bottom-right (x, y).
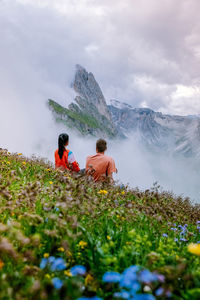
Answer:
top-left (1, 0), bottom-right (200, 149)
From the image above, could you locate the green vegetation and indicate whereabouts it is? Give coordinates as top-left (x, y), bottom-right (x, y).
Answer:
top-left (1, 149), bottom-right (200, 299)
top-left (48, 99), bottom-right (100, 129)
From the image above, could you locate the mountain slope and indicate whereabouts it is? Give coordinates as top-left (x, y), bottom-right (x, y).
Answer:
top-left (48, 65), bottom-right (119, 138)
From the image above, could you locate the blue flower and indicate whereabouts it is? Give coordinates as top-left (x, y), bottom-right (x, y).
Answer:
top-left (52, 277), bottom-right (63, 289)
top-left (170, 227), bottom-right (177, 231)
top-left (55, 207), bottom-right (60, 212)
top-left (155, 287), bottom-right (164, 296)
top-left (70, 265), bottom-right (86, 276)
top-left (48, 256), bottom-right (56, 264)
top-left (120, 266), bottom-right (140, 288)
top-left (40, 258), bottom-right (48, 269)
top-left (114, 290), bottom-right (130, 299)
top-left (174, 238), bottom-right (178, 242)
top-left (139, 270), bottom-right (158, 283)
top-left (180, 238), bottom-right (187, 242)
top-left (103, 271), bottom-right (122, 283)
top-left (162, 234), bottom-right (168, 237)
top-left (51, 258), bottom-right (66, 271)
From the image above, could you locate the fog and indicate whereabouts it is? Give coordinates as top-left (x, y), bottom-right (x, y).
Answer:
top-left (1, 0), bottom-right (200, 202)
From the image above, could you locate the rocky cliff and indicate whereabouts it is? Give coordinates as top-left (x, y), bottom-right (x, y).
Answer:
top-left (48, 65), bottom-right (119, 138)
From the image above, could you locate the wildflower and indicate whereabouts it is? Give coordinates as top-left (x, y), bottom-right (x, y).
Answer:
top-left (64, 270), bottom-right (72, 277)
top-left (139, 269), bottom-right (158, 284)
top-left (22, 161), bottom-right (26, 165)
top-left (46, 168), bottom-right (51, 171)
top-left (52, 277), bottom-right (63, 290)
top-left (55, 207), bottom-right (59, 212)
top-left (18, 153), bottom-right (22, 156)
top-left (188, 243), bottom-right (200, 255)
top-left (57, 247), bottom-right (65, 252)
top-left (49, 181), bottom-right (53, 185)
top-left (44, 253), bottom-right (49, 258)
top-left (98, 190), bottom-right (108, 195)
top-left (0, 259), bottom-right (4, 270)
top-left (155, 287), bottom-right (164, 296)
top-left (114, 291), bottom-right (130, 299)
top-left (121, 191), bottom-right (125, 195)
top-left (40, 258), bottom-right (48, 269)
top-left (78, 241), bottom-right (88, 249)
top-left (170, 227), bottom-right (177, 231)
top-left (70, 265), bottom-right (86, 276)
top-left (6, 161), bottom-right (11, 165)
top-left (85, 274), bottom-right (94, 286)
top-left (51, 258), bottom-right (66, 271)
top-left (107, 235), bottom-right (111, 240)
top-left (180, 238), bottom-right (187, 242)
top-left (45, 274), bottom-right (51, 279)
top-left (119, 266), bottom-right (140, 289)
top-left (103, 271), bottom-right (122, 283)
top-left (162, 233), bottom-right (168, 237)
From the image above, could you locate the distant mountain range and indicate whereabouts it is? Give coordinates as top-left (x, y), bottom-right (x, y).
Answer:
top-left (48, 65), bottom-right (200, 158)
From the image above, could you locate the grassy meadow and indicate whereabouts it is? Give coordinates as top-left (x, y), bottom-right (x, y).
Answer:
top-left (1, 149), bottom-right (200, 299)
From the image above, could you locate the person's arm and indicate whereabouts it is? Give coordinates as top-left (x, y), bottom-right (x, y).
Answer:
top-left (68, 151), bottom-right (80, 172)
top-left (106, 158), bottom-right (117, 182)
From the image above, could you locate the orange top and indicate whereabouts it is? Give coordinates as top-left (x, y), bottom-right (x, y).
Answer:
top-left (55, 149), bottom-right (80, 172)
top-left (86, 153), bottom-right (116, 182)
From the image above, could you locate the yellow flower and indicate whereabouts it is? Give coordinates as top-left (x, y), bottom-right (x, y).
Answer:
top-left (45, 274), bottom-right (51, 279)
top-left (49, 181), bottom-right (53, 185)
top-left (85, 274), bottom-right (94, 286)
top-left (57, 247), bottom-right (65, 252)
top-left (0, 259), bottom-right (4, 270)
top-left (22, 161), bottom-right (26, 165)
top-left (18, 153), bottom-right (22, 156)
top-left (107, 235), bottom-right (111, 240)
top-left (11, 212), bottom-right (15, 217)
top-left (78, 241), bottom-right (88, 249)
top-left (44, 253), bottom-right (49, 258)
top-left (6, 161), bottom-right (11, 165)
top-left (64, 270), bottom-right (72, 277)
top-left (98, 190), bottom-right (108, 195)
top-left (188, 243), bottom-right (200, 255)
top-left (46, 168), bottom-right (51, 172)
top-left (121, 191), bottom-right (125, 195)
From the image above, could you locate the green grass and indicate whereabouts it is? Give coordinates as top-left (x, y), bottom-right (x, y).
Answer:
top-left (1, 149), bottom-right (200, 299)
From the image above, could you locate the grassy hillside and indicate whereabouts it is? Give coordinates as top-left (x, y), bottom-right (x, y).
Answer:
top-left (1, 149), bottom-right (200, 299)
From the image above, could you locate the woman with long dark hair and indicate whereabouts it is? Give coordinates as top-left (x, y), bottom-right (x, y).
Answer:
top-left (55, 133), bottom-right (80, 172)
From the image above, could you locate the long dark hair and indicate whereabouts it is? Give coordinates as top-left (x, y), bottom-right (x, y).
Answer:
top-left (58, 133), bottom-right (69, 159)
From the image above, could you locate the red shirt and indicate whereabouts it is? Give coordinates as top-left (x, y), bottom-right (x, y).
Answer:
top-left (55, 149), bottom-right (80, 172)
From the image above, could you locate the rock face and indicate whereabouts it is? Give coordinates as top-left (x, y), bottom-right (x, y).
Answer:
top-left (109, 99), bottom-right (200, 157)
top-left (48, 65), bottom-right (119, 138)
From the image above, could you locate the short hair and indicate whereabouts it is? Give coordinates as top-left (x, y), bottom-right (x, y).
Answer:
top-left (96, 139), bottom-right (107, 153)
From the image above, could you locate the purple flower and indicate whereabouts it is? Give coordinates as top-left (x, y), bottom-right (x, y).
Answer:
top-left (52, 277), bottom-right (63, 289)
top-left (70, 265), bottom-right (86, 276)
top-left (197, 221), bottom-right (200, 224)
top-left (103, 271), bottom-right (122, 283)
top-left (174, 238), bottom-right (178, 242)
